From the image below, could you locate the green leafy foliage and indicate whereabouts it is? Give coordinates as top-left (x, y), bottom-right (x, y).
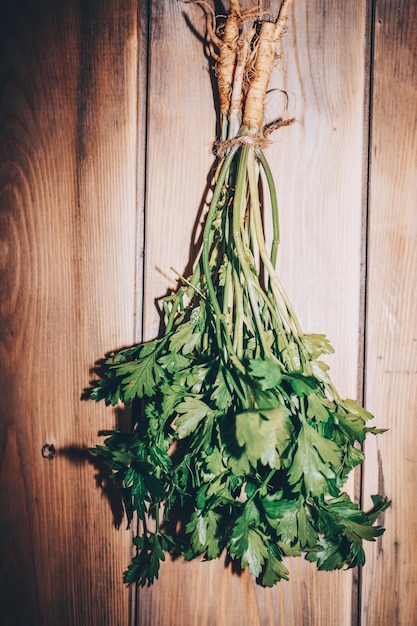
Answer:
top-left (124, 533), bottom-right (166, 587)
top-left (87, 6), bottom-right (389, 589)
top-left (236, 407), bottom-right (292, 469)
top-left (88, 294), bottom-right (389, 587)
top-left (229, 502), bottom-right (269, 577)
top-left (288, 421), bottom-right (341, 496)
top-left (88, 152), bottom-right (390, 585)
top-left (185, 509), bottom-right (222, 559)
top-left (175, 397), bottom-right (214, 439)
top-left (306, 493), bottom-right (390, 570)
top-left (261, 543), bottom-right (290, 586)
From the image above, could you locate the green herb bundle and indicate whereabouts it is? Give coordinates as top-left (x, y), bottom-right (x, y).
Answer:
top-left (89, 0), bottom-right (389, 587)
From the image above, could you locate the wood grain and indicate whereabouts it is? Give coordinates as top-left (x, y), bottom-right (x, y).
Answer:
top-left (138, 1), bottom-right (367, 624)
top-left (361, 1), bottom-right (417, 624)
top-left (1, 0), bottom-right (415, 624)
top-left (252, 1), bottom-right (367, 623)
top-left (0, 1), bottom-right (139, 624)
top-left (142, 0), bottom-right (217, 341)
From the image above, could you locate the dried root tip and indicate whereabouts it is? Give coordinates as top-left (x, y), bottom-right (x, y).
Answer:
top-left (264, 117), bottom-right (296, 137)
top-left (229, 25), bottom-right (255, 117)
top-left (216, 1), bottom-right (262, 119)
top-left (217, 7), bottom-right (242, 116)
top-left (274, 0), bottom-right (294, 38)
top-left (242, 21), bottom-right (277, 131)
top-left (229, 0), bottom-right (241, 16)
top-left (242, 0), bottom-right (294, 132)
top-left (186, 1), bottom-right (222, 56)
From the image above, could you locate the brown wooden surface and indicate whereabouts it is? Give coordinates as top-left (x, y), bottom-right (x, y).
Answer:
top-left (139, 1), bottom-right (364, 624)
top-left (360, 1), bottom-right (417, 624)
top-left (0, 0), bottom-right (415, 625)
top-left (0, 1), bottom-right (139, 624)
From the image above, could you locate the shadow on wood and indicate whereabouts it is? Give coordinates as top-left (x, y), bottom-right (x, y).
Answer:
top-left (58, 443), bottom-right (125, 530)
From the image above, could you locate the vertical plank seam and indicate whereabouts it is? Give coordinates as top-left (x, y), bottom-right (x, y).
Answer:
top-left (134, 0), bottom-right (151, 344)
top-left (133, 0), bottom-right (152, 624)
top-left (354, 0), bottom-right (377, 625)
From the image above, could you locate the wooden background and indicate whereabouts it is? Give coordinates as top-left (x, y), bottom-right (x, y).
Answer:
top-left (0, 1), bottom-right (415, 624)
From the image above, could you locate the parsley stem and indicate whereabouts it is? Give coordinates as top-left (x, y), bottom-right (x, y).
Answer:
top-left (248, 149), bottom-right (303, 339)
top-left (202, 146), bottom-right (246, 374)
top-left (232, 264), bottom-right (244, 359)
top-left (232, 145), bottom-right (272, 357)
top-left (247, 468), bottom-right (277, 504)
top-left (256, 148), bottom-right (280, 269)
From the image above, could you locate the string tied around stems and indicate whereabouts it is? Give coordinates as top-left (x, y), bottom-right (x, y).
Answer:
top-left (213, 117), bottom-right (296, 156)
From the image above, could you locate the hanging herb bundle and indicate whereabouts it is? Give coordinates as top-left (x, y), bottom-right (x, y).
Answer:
top-left (89, 0), bottom-right (389, 587)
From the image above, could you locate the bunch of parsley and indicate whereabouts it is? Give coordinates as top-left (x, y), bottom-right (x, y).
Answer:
top-left (89, 2), bottom-right (389, 588)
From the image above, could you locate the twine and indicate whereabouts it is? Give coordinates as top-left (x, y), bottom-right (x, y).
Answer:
top-left (213, 117), bottom-right (296, 156)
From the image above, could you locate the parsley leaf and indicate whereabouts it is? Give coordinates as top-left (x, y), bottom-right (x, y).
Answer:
top-left (247, 358), bottom-right (283, 389)
top-left (175, 397), bottom-right (214, 439)
top-left (229, 502), bottom-right (269, 577)
top-left (124, 533), bottom-right (165, 587)
top-left (288, 421), bottom-right (341, 496)
top-left (261, 543), bottom-right (290, 586)
top-left (236, 407), bottom-right (293, 469)
top-left (116, 349), bottom-right (164, 402)
top-left (185, 509), bottom-right (222, 559)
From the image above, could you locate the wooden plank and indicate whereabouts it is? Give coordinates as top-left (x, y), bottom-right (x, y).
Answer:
top-left (139, 1), bottom-right (368, 624)
top-left (254, 1), bottom-right (368, 623)
top-left (134, 0), bottom-right (150, 342)
top-left (141, 0), bottom-right (216, 340)
top-left (139, 1), bottom-right (230, 621)
top-left (0, 1), bottom-right (139, 624)
top-left (361, 1), bottom-right (417, 624)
